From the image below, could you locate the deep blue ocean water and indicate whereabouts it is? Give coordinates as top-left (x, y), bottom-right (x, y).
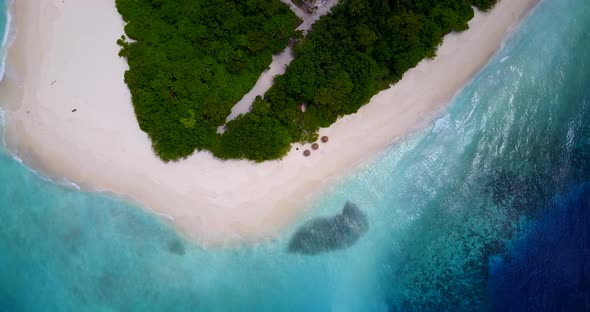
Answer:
top-left (1, 0), bottom-right (590, 311)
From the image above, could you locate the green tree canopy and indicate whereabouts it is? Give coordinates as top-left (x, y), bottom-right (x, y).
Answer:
top-left (116, 0), bottom-right (300, 161)
top-left (117, 0), bottom-right (497, 162)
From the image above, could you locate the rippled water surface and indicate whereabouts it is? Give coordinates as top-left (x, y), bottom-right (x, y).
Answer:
top-left (1, 0), bottom-right (589, 310)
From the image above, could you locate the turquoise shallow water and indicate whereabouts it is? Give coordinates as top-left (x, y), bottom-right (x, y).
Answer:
top-left (1, 0), bottom-right (590, 311)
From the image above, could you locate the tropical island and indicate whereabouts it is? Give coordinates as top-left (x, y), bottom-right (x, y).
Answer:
top-left (116, 0), bottom-right (498, 162)
top-left (3, 0), bottom-right (538, 244)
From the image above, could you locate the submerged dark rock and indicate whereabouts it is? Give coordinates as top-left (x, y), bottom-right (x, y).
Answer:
top-left (287, 202), bottom-right (369, 255)
top-left (167, 239), bottom-right (186, 255)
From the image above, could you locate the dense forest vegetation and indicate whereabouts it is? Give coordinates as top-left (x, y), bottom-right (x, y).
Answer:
top-left (116, 0), bottom-right (497, 162)
top-left (115, 0), bottom-right (300, 160)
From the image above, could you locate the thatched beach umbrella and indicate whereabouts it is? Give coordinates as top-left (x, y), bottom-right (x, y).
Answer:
top-left (312, 143), bottom-right (319, 150)
top-left (303, 150), bottom-right (311, 157)
top-left (321, 136), bottom-right (329, 143)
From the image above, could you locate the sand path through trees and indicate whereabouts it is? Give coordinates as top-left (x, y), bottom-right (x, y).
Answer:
top-left (219, 0), bottom-right (338, 132)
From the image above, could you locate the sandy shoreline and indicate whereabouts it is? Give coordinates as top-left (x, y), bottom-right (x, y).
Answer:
top-left (0, 0), bottom-right (539, 246)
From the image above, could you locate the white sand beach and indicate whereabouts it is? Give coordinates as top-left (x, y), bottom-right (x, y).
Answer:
top-left (0, 0), bottom-right (539, 246)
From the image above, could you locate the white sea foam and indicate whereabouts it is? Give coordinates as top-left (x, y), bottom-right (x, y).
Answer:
top-left (8, 150), bottom-right (21, 163)
top-left (0, 0), bottom-right (13, 82)
top-left (500, 56), bottom-right (510, 63)
top-left (156, 212), bottom-right (175, 220)
top-left (0, 0), bottom-right (13, 150)
top-left (432, 114), bottom-right (451, 134)
top-left (3, 148), bottom-right (83, 191)
top-left (60, 178), bottom-right (82, 190)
